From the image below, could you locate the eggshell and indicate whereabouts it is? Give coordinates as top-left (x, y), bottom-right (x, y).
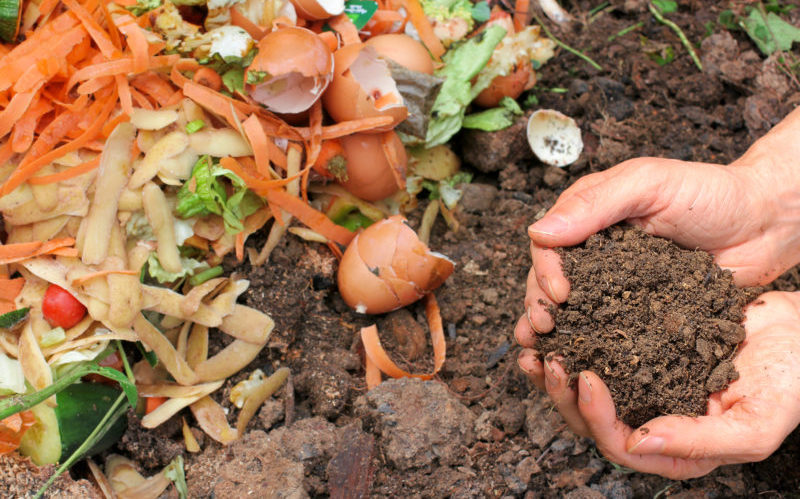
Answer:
top-left (526, 109), bottom-right (583, 167)
top-left (245, 27), bottom-right (333, 114)
top-left (474, 59), bottom-right (534, 108)
top-left (322, 44), bottom-right (407, 131)
top-left (338, 131), bottom-right (406, 202)
top-left (365, 34), bottom-right (434, 75)
top-left (290, 0), bottom-right (344, 21)
top-left (337, 216), bottom-right (455, 314)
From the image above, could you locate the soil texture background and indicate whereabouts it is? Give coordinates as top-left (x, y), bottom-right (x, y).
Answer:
top-left (539, 226), bottom-right (756, 428)
top-left (15, 0), bottom-right (800, 497)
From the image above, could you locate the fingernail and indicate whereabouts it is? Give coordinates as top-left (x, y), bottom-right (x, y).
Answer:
top-left (578, 373), bottom-right (592, 403)
top-left (545, 277), bottom-right (558, 301)
top-left (627, 436), bottom-right (666, 455)
top-left (517, 350), bottom-right (534, 374)
top-left (544, 359), bottom-right (558, 388)
top-left (529, 216), bottom-right (569, 237)
top-left (526, 307), bottom-right (540, 334)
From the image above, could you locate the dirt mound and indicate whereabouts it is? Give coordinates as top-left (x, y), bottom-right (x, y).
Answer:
top-left (538, 226), bottom-right (756, 427)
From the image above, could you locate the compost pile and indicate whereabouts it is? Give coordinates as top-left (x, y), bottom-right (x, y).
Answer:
top-left (538, 225), bottom-right (758, 427)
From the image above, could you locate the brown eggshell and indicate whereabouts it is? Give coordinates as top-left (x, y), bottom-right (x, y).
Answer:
top-left (365, 34), bottom-right (435, 75)
top-left (245, 27), bottom-right (333, 114)
top-left (338, 130), bottom-right (406, 202)
top-left (474, 59), bottom-right (534, 108)
top-left (289, 0), bottom-right (344, 20)
top-left (337, 216), bottom-right (455, 314)
top-left (322, 44), bottom-right (407, 131)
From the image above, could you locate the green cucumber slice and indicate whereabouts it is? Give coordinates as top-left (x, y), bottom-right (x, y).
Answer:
top-left (0, 0), bottom-right (21, 43)
top-left (55, 383), bottom-right (127, 459)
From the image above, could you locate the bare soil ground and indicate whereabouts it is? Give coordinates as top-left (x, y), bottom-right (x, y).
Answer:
top-left (36, 1), bottom-right (800, 497)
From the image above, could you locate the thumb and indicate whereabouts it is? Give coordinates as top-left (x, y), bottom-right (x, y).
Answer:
top-left (626, 401), bottom-right (784, 463)
top-left (528, 159), bottom-right (670, 247)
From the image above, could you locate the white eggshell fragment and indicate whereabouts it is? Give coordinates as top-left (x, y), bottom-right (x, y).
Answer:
top-left (526, 109), bottom-right (583, 167)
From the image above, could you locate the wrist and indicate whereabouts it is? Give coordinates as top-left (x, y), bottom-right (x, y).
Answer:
top-left (729, 107), bottom-right (800, 277)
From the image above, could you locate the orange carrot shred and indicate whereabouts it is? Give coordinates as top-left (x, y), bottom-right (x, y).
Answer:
top-left (0, 277), bottom-right (25, 301)
top-left (235, 232), bottom-right (245, 262)
top-left (117, 18), bottom-right (150, 74)
top-left (145, 397), bottom-right (168, 415)
top-left (401, 0), bottom-right (445, 59)
top-left (27, 156), bottom-right (101, 184)
top-left (360, 293), bottom-right (446, 383)
top-left (264, 189), bottom-right (355, 247)
top-left (242, 115), bottom-right (272, 178)
top-left (0, 237), bottom-right (76, 265)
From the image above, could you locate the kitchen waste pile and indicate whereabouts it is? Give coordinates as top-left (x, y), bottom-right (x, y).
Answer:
top-left (0, 0), bottom-right (558, 494)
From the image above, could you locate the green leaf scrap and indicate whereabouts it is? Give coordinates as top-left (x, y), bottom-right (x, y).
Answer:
top-left (741, 8), bottom-right (800, 55)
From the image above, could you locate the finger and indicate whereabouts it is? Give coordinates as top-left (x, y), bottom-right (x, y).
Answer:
top-left (531, 243), bottom-right (570, 303)
top-left (514, 313), bottom-right (537, 349)
top-left (528, 158), bottom-right (670, 247)
top-left (543, 358), bottom-right (590, 436)
top-left (624, 399), bottom-right (786, 463)
top-left (524, 267), bottom-right (557, 334)
top-left (517, 348), bottom-right (545, 391)
top-left (577, 371), bottom-right (721, 479)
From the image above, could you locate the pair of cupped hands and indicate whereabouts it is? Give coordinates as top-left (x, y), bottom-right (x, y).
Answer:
top-left (515, 108), bottom-right (800, 479)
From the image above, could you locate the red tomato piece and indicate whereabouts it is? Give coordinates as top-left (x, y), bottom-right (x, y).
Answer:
top-left (84, 352), bottom-right (124, 385)
top-left (42, 284), bottom-right (87, 329)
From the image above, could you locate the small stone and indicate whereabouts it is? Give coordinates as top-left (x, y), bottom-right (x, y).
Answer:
top-left (257, 399), bottom-right (284, 430)
top-left (354, 378), bottom-right (476, 470)
top-left (458, 183), bottom-right (499, 213)
top-left (515, 456), bottom-right (541, 483)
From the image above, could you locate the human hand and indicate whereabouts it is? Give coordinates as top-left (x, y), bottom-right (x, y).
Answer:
top-left (516, 291), bottom-right (800, 479)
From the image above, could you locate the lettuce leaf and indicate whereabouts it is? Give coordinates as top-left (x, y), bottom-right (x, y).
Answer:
top-left (176, 155), bottom-right (263, 233)
top-left (425, 25), bottom-right (507, 147)
top-left (462, 96), bottom-right (523, 131)
top-left (146, 253), bottom-right (210, 284)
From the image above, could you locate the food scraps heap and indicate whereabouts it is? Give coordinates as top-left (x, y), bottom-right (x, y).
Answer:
top-left (0, 0), bottom-right (556, 494)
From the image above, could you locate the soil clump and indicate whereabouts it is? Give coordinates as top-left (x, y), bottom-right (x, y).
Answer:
top-left (538, 225), bottom-right (757, 427)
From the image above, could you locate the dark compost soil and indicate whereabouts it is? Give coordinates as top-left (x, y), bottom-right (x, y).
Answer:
top-left (538, 226), bottom-right (756, 428)
top-left (17, 1), bottom-right (800, 497)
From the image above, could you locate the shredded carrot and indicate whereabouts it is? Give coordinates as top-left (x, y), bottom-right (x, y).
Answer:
top-left (116, 18), bottom-right (150, 74)
top-left (0, 237), bottom-right (76, 265)
top-left (10, 97), bottom-right (52, 153)
top-left (130, 72), bottom-right (175, 107)
top-left (360, 293), bottom-right (446, 384)
top-left (230, 7), bottom-right (266, 40)
top-left (0, 411), bottom-right (35, 456)
top-left (145, 397), bottom-right (168, 415)
top-left (312, 139), bottom-right (345, 178)
top-left (294, 116), bottom-right (395, 141)
top-left (513, 0), bottom-right (530, 32)
top-left (235, 232), bottom-right (245, 262)
top-left (71, 269), bottom-right (139, 286)
top-left (0, 277), bottom-right (24, 301)
top-left (0, 90), bottom-right (39, 139)
top-left (27, 157), bottom-right (101, 184)
top-left (401, 0), bottom-right (445, 59)
top-left (328, 14), bottom-right (361, 45)
top-left (264, 189), bottom-right (355, 247)
top-left (181, 81), bottom-right (252, 132)
top-left (242, 115), bottom-right (273, 178)
top-left (62, 0), bottom-right (119, 58)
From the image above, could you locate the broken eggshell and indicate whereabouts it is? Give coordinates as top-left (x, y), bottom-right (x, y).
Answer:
top-left (364, 34), bottom-right (435, 75)
top-left (526, 109), bottom-right (583, 167)
top-left (245, 27), bottom-right (333, 115)
top-left (339, 130), bottom-right (407, 202)
top-left (322, 44), bottom-right (408, 131)
top-left (337, 215), bottom-right (454, 314)
top-left (290, 0), bottom-right (344, 20)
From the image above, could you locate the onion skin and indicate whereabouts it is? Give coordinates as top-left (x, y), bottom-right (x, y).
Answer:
top-left (337, 216), bottom-right (454, 314)
top-left (474, 60), bottom-right (534, 108)
top-left (338, 131), bottom-right (406, 202)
